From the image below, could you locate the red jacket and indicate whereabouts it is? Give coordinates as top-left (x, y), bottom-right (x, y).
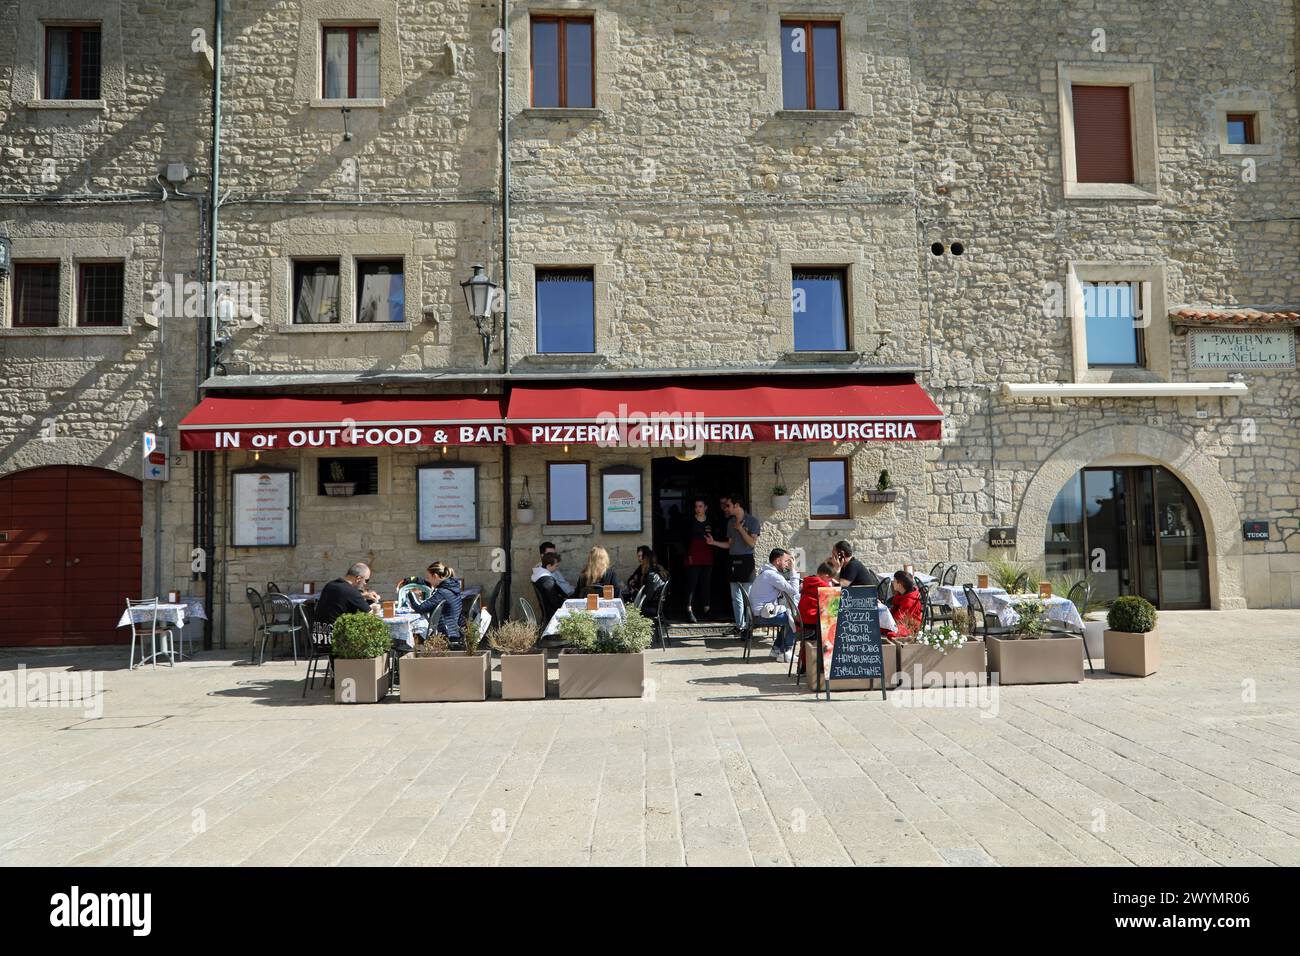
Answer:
top-left (798, 575), bottom-right (834, 625)
top-left (888, 589), bottom-right (924, 637)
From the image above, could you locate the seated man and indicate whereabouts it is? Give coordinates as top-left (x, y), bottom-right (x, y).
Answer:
top-left (749, 548), bottom-right (800, 663)
top-left (531, 541), bottom-right (574, 597)
top-left (315, 562), bottom-right (380, 628)
top-left (533, 553), bottom-right (569, 623)
top-left (829, 539), bottom-right (881, 588)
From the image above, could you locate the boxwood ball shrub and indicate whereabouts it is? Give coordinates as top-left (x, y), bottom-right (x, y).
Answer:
top-left (597, 607), bottom-right (654, 654)
top-left (1107, 596), bottom-right (1158, 634)
top-left (558, 611), bottom-right (600, 653)
top-left (331, 613), bottom-right (393, 659)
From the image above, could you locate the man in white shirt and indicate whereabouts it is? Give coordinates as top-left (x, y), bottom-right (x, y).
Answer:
top-left (530, 541), bottom-right (574, 597)
top-left (749, 548), bottom-right (800, 663)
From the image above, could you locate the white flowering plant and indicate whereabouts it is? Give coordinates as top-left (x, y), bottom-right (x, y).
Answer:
top-left (914, 621), bottom-right (967, 655)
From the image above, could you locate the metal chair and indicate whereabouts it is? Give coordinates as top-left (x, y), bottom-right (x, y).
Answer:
top-left (257, 592), bottom-right (304, 664)
top-left (742, 597), bottom-right (786, 661)
top-left (517, 596), bottom-right (538, 630)
top-left (1011, 572), bottom-right (1030, 594)
top-left (876, 578), bottom-right (892, 603)
top-left (484, 577), bottom-right (505, 632)
top-left (246, 586), bottom-right (267, 661)
top-left (942, 564), bottom-right (958, 586)
top-left (127, 597), bottom-right (176, 669)
top-left (302, 620), bottom-right (334, 696)
top-left (421, 602), bottom-right (446, 646)
top-left (631, 586), bottom-right (647, 611)
top-left (923, 580), bottom-right (953, 625)
top-left (963, 585), bottom-right (1012, 639)
top-left (928, 562), bottom-right (945, 579)
top-left (266, 582), bottom-right (281, 594)
top-left (462, 593), bottom-right (482, 642)
top-left (1052, 579), bottom-right (1095, 673)
top-left (650, 580), bottom-right (670, 651)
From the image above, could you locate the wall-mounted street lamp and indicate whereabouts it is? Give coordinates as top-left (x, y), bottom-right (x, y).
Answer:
top-left (461, 263), bottom-right (499, 366)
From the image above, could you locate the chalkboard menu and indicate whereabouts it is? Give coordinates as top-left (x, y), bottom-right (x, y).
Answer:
top-left (826, 585), bottom-right (886, 700)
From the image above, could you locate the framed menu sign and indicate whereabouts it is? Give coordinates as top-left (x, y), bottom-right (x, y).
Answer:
top-left (819, 585), bottom-right (886, 700)
top-left (231, 469), bottom-right (295, 547)
top-left (601, 466), bottom-right (642, 533)
top-left (417, 464), bottom-right (479, 542)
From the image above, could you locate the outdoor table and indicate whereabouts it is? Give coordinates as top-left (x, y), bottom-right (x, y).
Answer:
top-left (545, 599), bottom-right (626, 637)
top-left (383, 611), bottom-right (429, 646)
top-left (934, 584), bottom-right (1008, 609)
top-left (289, 593), bottom-right (319, 604)
top-left (984, 592), bottom-right (1085, 631)
top-left (914, 572), bottom-right (937, 587)
top-left (117, 602), bottom-right (188, 630)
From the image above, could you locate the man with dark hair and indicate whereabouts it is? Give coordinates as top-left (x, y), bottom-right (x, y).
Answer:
top-left (531, 541), bottom-right (573, 596)
top-left (532, 552), bottom-right (568, 621)
top-left (708, 494), bottom-right (761, 632)
top-left (316, 562), bottom-right (379, 627)
top-left (829, 539), bottom-right (881, 588)
top-left (749, 548), bottom-right (800, 662)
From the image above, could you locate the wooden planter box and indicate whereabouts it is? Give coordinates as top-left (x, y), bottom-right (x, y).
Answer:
top-left (500, 651), bottom-right (547, 700)
top-left (1104, 629), bottom-right (1160, 677)
top-left (558, 651), bottom-right (645, 699)
top-left (896, 639), bottom-right (986, 688)
top-left (334, 656), bottom-right (390, 704)
top-left (802, 639), bottom-right (898, 692)
top-left (987, 635), bottom-right (1084, 685)
top-left (399, 651), bottom-right (490, 702)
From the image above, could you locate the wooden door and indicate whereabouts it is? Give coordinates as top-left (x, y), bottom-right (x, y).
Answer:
top-left (0, 466), bottom-right (142, 646)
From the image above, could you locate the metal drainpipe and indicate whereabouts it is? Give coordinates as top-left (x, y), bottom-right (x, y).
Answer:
top-left (500, 0), bottom-right (513, 618)
top-left (203, 0), bottom-right (224, 648)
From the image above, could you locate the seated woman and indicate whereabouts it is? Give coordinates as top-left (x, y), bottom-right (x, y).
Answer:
top-left (575, 546), bottom-right (619, 596)
top-left (625, 547), bottom-right (668, 608)
top-left (885, 569), bottom-right (924, 638)
top-left (411, 561), bottom-right (463, 642)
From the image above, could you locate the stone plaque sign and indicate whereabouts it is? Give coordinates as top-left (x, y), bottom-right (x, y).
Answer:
top-left (1190, 329), bottom-right (1295, 369)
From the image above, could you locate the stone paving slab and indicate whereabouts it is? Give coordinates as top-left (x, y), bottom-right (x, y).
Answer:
top-left (0, 609), bottom-right (1297, 866)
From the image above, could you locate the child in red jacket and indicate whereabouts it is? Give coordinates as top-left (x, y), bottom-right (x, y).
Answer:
top-left (799, 563), bottom-right (837, 627)
top-left (887, 570), bottom-right (924, 637)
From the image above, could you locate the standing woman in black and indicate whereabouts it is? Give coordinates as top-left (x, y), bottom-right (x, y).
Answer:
top-left (682, 497), bottom-right (714, 623)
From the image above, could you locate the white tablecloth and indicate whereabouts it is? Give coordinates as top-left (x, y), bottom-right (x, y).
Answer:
top-left (384, 612), bottom-right (429, 645)
top-left (984, 592), bottom-right (1085, 630)
top-left (562, 598), bottom-right (624, 613)
top-left (913, 572), bottom-right (937, 587)
top-left (545, 603), bottom-right (627, 637)
top-left (117, 603), bottom-right (187, 629)
top-left (289, 593), bottom-right (319, 604)
top-left (934, 585), bottom-right (1008, 609)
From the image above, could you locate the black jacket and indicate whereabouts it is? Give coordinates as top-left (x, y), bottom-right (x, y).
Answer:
top-left (412, 578), bottom-right (463, 639)
top-left (316, 578), bottom-right (371, 627)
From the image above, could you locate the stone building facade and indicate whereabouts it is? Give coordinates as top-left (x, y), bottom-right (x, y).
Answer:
top-left (1, 0), bottom-right (1297, 648)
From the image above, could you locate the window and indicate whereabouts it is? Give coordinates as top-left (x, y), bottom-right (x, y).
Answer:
top-left (77, 263), bottom-right (124, 327)
top-left (356, 259), bottom-right (404, 323)
top-left (1082, 280), bottom-right (1144, 368)
top-left (322, 25), bottom-right (379, 99)
top-left (780, 20), bottom-right (841, 110)
top-left (809, 459), bottom-right (850, 519)
top-left (1226, 112), bottom-right (1258, 146)
top-left (318, 457), bottom-right (378, 496)
top-left (1071, 85), bottom-right (1133, 184)
top-left (293, 259), bottom-right (341, 324)
top-left (531, 15), bottom-right (594, 108)
top-left (44, 24), bottom-right (102, 99)
top-left (536, 267), bottom-right (595, 353)
top-left (12, 262), bottom-right (60, 327)
top-left (792, 268), bottom-right (848, 351)
top-left (547, 462), bottom-right (589, 524)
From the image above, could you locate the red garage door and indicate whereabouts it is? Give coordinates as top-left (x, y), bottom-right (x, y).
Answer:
top-left (0, 466), bottom-right (143, 646)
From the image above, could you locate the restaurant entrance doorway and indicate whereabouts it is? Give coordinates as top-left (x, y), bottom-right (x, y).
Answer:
top-left (651, 455), bottom-right (749, 620)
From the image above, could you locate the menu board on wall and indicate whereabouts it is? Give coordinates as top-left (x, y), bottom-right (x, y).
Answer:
top-left (601, 467), bottom-right (642, 533)
top-left (232, 469), bottom-right (295, 547)
top-left (418, 464), bottom-right (478, 542)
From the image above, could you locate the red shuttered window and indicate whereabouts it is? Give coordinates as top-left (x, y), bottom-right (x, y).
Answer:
top-left (1072, 85), bottom-right (1134, 184)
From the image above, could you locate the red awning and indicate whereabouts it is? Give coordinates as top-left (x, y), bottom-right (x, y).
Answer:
top-left (505, 375), bottom-right (942, 444)
top-left (178, 394), bottom-right (507, 451)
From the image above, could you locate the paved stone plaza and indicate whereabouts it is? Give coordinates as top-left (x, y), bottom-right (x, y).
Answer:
top-left (2, 610), bottom-right (1298, 867)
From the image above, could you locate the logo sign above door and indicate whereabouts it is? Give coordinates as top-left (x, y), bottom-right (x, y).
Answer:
top-left (1242, 520), bottom-right (1270, 541)
top-left (988, 527), bottom-right (1017, 548)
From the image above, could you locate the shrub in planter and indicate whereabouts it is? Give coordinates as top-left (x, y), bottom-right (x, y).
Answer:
top-left (558, 608), bottom-right (649, 699)
top-left (895, 621), bottom-right (985, 688)
top-left (980, 598), bottom-right (1083, 684)
top-left (491, 619), bottom-right (545, 700)
top-left (985, 557), bottom-right (1034, 594)
top-left (399, 626), bottom-right (491, 702)
top-left (331, 612), bottom-right (392, 703)
top-left (1104, 596), bottom-right (1160, 677)
top-left (864, 469), bottom-right (898, 503)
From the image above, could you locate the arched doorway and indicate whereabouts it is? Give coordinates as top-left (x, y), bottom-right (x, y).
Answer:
top-left (1045, 465), bottom-right (1210, 609)
top-left (0, 466), bottom-right (143, 646)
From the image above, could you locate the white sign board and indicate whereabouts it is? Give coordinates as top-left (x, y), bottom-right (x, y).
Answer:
top-left (1190, 329), bottom-right (1295, 369)
top-left (232, 471), bottom-right (294, 547)
top-left (601, 469), bottom-right (642, 533)
top-left (418, 465), bottom-right (478, 542)
top-left (143, 434), bottom-right (170, 482)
